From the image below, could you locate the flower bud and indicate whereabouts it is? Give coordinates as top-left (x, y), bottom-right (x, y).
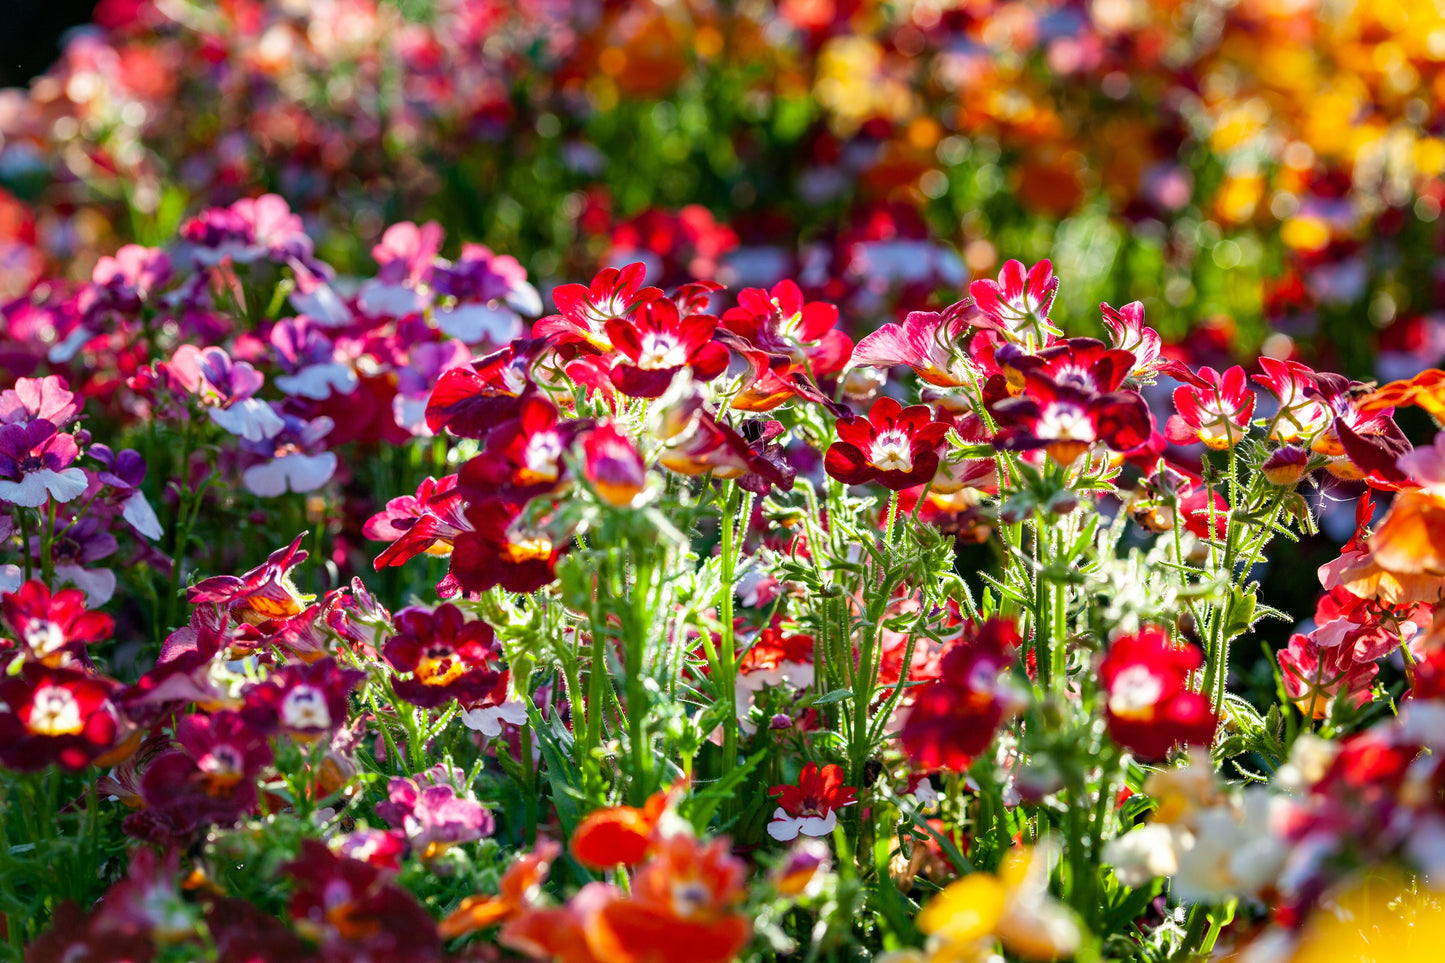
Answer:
top-left (1262, 445), bottom-right (1309, 487)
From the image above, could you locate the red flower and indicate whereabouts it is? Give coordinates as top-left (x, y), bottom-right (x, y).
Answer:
top-left (534, 263), bottom-right (663, 353)
top-left (0, 665), bottom-right (118, 770)
top-left (1099, 627), bottom-right (1217, 760)
top-left (606, 297), bottom-right (728, 397)
top-left (1179, 486), bottom-right (1230, 540)
top-left (767, 763), bottom-right (858, 840)
top-left (1279, 631), bottom-right (1378, 720)
top-left (128, 710), bottom-right (272, 839)
top-left (1253, 358), bottom-right (1329, 443)
top-left (989, 374), bottom-right (1152, 466)
top-left (718, 279), bottom-right (851, 411)
top-left (241, 657), bottom-right (364, 741)
top-left (365, 474), bottom-right (472, 577)
top-left (188, 533), bottom-right (311, 626)
top-left (424, 340), bottom-right (546, 438)
top-left (1164, 364), bottom-right (1256, 450)
top-left (450, 499), bottom-right (562, 595)
top-left (456, 395), bottom-right (589, 505)
top-left (383, 604), bottom-right (503, 709)
top-left (584, 423), bottom-right (648, 508)
top-left (968, 259), bottom-right (1061, 348)
top-left (900, 618), bottom-right (1023, 771)
top-left (825, 397), bottom-right (950, 490)
top-left (286, 840), bottom-right (443, 963)
top-left (570, 787), bottom-right (675, 869)
top-left (1, 579), bottom-right (113, 667)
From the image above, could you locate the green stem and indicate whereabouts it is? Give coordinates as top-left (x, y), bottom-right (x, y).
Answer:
top-left (718, 482), bottom-right (741, 790)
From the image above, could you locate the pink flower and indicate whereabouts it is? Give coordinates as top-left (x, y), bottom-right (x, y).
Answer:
top-left (0, 375), bottom-right (81, 428)
top-left (377, 768), bottom-right (495, 853)
top-left (1099, 301), bottom-right (1164, 381)
top-left (849, 300), bottom-right (980, 388)
top-left (968, 259), bottom-right (1061, 348)
top-left (1164, 364), bottom-right (1256, 449)
top-left (365, 474), bottom-right (471, 570)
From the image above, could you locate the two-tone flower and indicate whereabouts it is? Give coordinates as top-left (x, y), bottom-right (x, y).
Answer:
top-left (825, 397), bottom-right (950, 490)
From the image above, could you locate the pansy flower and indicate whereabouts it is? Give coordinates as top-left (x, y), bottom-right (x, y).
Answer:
top-left (1, 579), bottom-right (113, 667)
top-left (968, 258), bottom-right (1061, 349)
top-left (383, 604), bottom-right (503, 709)
top-left (241, 657), bottom-right (364, 741)
top-left (1164, 364), bottom-right (1256, 450)
top-left (768, 762), bottom-right (858, 841)
top-left (534, 263), bottom-right (662, 353)
top-left (189, 533), bottom-right (312, 625)
top-left (1099, 626), bottom-right (1217, 760)
top-left (0, 664), bottom-right (119, 770)
top-left (605, 297), bottom-right (728, 397)
top-left (825, 397), bottom-right (949, 490)
top-left (900, 617), bottom-right (1024, 771)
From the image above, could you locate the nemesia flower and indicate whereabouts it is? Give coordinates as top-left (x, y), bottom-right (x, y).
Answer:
top-left (916, 845), bottom-right (1082, 962)
top-left (1, 579), bottom-right (113, 667)
top-left (968, 259), bottom-right (1061, 349)
top-left (383, 603), bottom-right (504, 709)
top-left (240, 412), bottom-right (338, 497)
top-left (605, 296), bottom-right (728, 397)
top-left (178, 194), bottom-right (315, 268)
top-left (335, 829), bottom-right (408, 872)
top-left (269, 317), bottom-right (359, 400)
top-left (365, 474), bottom-right (471, 570)
top-left (534, 263), bottom-right (662, 352)
top-left (0, 420), bottom-right (88, 507)
top-left (1164, 365), bottom-right (1255, 449)
top-left (0, 375), bottom-right (81, 428)
top-left (1254, 358), bottom-right (1329, 442)
top-left (849, 300), bottom-right (979, 387)
top-left (87, 444), bottom-right (163, 539)
top-left (1261, 445), bottom-right (1310, 486)
top-left (721, 278), bottom-right (849, 372)
top-left (0, 664), bottom-right (118, 770)
top-left (825, 397), bottom-right (949, 490)
top-left (648, 383), bottom-right (796, 493)
top-left (1278, 632), bottom-right (1378, 719)
top-left (129, 710), bottom-right (272, 838)
top-left (241, 657), bottom-right (364, 741)
top-left (167, 344), bottom-right (284, 442)
top-left (455, 395), bottom-right (586, 504)
top-left (188, 533), bottom-right (312, 624)
top-left (988, 365), bottom-right (1151, 465)
top-left (424, 339), bottom-right (544, 438)
top-left (767, 762), bottom-right (858, 840)
top-left (1099, 300), bottom-right (1163, 382)
top-left (440, 840), bottom-right (562, 938)
top-left (450, 499), bottom-right (562, 595)
top-left (584, 423), bottom-right (648, 508)
top-left (376, 769), bottom-right (495, 856)
top-left (571, 786), bottom-right (676, 869)
top-left (1099, 627), bottom-right (1217, 760)
top-left (429, 243), bottom-right (540, 344)
top-left (900, 617), bottom-right (1024, 771)
top-left (1306, 373), bottom-right (1411, 485)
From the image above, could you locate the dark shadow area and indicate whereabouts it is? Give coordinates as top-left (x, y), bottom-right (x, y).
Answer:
top-left (0, 0), bottom-right (100, 88)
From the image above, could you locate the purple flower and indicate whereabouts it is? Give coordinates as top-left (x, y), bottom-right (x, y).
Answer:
top-left (0, 421), bottom-right (87, 507)
top-left (270, 317), bottom-right (358, 400)
top-left (376, 768), bottom-right (494, 854)
top-left (239, 413), bottom-right (337, 497)
top-left (88, 445), bottom-right (163, 540)
top-left (169, 344), bottom-right (283, 442)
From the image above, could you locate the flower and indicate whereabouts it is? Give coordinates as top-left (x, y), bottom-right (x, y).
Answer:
top-left (376, 768), bottom-right (495, 856)
top-left (825, 397), bottom-right (950, 490)
top-left (241, 657), bottom-right (364, 741)
top-left (0, 664), bottom-right (118, 770)
top-left (440, 840), bottom-right (562, 938)
top-left (988, 362), bottom-right (1151, 465)
top-left (1279, 631), bottom-right (1378, 719)
top-left (450, 499), bottom-right (562, 595)
top-left (767, 762), bottom-right (858, 841)
top-left (456, 395), bottom-right (586, 503)
top-left (605, 296), bottom-right (728, 397)
top-left (0, 420), bottom-right (88, 507)
top-left (968, 259), bottom-right (1061, 349)
top-left (1164, 365), bottom-right (1256, 449)
top-left (916, 845), bottom-right (1082, 962)
top-left (900, 618), bottom-right (1024, 771)
top-left (534, 263), bottom-right (662, 353)
top-left (167, 345), bottom-right (283, 442)
top-left (1254, 358), bottom-right (1329, 442)
top-left (365, 474), bottom-right (471, 570)
top-left (188, 533), bottom-right (312, 625)
top-left (1099, 626), bottom-right (1217, 760)
top-left (383, 604), bottom-right (504, 709)
top-left (129, 710), bottom-right (272, 838)
top-left (1262, 444), bottom-right (1310, 486)
top-left (849, 300), bottom-right (979, 388)
top-left (584, 423), bottom-right (649, 508)
top-left (1099, 301), bottom-right (1163, 382)
top-left (240, 412), bottom-right (338, 497)
top-left (1, 579), bottom-right (113, 667)
top-left (571, 786), bottom-right (675, 869)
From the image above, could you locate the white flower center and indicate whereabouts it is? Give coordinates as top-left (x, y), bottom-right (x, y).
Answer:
top-left (281, 685), bottom-right (332, 731)
top-left (870, 430), bottom-right (913, 472)
top-left (24, 621), bottom-right (68, 658)
top-left (1109, 665), bottom-right (1165, 718)
top-left (29, 684), bottom-right (84, 736)
top-left (1037, 403), bottom-right (1096, 443)
top-left (637, 332), bottom-right (686, 369)
top-left (522, 431), bottom-right (563, 481)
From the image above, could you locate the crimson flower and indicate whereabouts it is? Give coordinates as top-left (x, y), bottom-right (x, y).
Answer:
top-left (533, 263), bottom-right (662, 353)
top-left (1099, 301), bottom-right (1163, 381)
top-left (989, 378), bottom-right (1152, 466)
top-left (1099, 627), bottom-right (1217, 760)
top-left (424, 340), bottom-right (546, 438)
top-left (456, 395), bottom-right (588, 504)
top-left (718, 279), bottom-right (851, 411)
top-left (188, 533), bottom-right (312, 625)
top-left (825, 397), bottom-right (949, 490)
top-left (129, 710), bottom-right (273, 839)
top-left (651, 388), bottom-right (795, 494)
top-left (2, 579), bottom-right (113, 667)
top-left (384, 604), bottom-right (503, 709)
top-left (968, 259), bottom-right (1061, 348)
top-left (0, 665), bottom-right (119, 770)
top-left (450, 499), bottom-right (562, 595)
top-left (242, 657), bottom-right (364, 741)
top-left (1164, 364), bottom-right (1256, 449)
top-left (767, 763), bottom-right (858, 841)
top-left (900, 617), bottom-right (1023, 771)
top-left (1253, 357), bottom-right (1329, 442)
top-left (605, 297), bottom-right (728, 397)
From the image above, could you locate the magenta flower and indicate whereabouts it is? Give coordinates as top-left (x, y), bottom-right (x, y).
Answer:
top-left (0, 420), bottom-right (87, 507)
top-left (0, 375), bottom-right (81, 428)
top-left (242, 657), bottom-right (364, 741)
top-left (179, 194), bottom-right (315, 268)
top-left (849, 300), bottom-right (980, 388)
top-left (605, 296), bottom-right (728, 397)
top-left (376, 768), bottom-right (495, 853)
top-left (1099, 301), bottom-right (1164, 382)
top-left (365, 474), bottom-right (471, 570)
top-left (189, 533), bottom-right (312, 625)
top-left (383, 604), bottom-right (503, 709)
top-left (87, 444), bottom-right (163, 540)
top-left (131, 710), bottom-right (273, 839)
top-left (429, 243), bottom-right (540, 344)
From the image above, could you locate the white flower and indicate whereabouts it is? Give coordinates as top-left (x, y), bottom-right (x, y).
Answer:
top-left (209, 399), bottom-right (285, 442)
top-left (433, 303), bottom-right (522, 344)
top-left (1103, 823), bottom-right (1186, 887)
top-left (274, 363), bottom-right (359, 400)
top-left (243, 452), bottom-right (338, 497)
top-left (460, 700), bottom-right (529, 737)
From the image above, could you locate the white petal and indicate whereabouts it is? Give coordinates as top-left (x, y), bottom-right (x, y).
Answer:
top-left (0, 473), bottom-right (56, 507)
top-left (242, 461), bottom-right (288, 498)
top-left (767, 811), bottom-right (802, 842)
top-left (275, 363), bottom-right (358, 400)
top-left (434, 303), bottom-right (522, 344)
top-left (122, 491), bottom-right (164, 540)
top-left (290, 284), bottom-right (352, 327)
top-left (53, 565), bottom-right (115, 607)
top-left (243, 452), bottom-right (336, 497)
top-left (506, 282), bottom-right (543, 317)
top-left (392, 394), bottom-right (432, 436)
top-left (0, 564), bottom-right (21, 594)
top-left (358, 282), bottom-right (422, 318)
top-left (460, 707), bottom-right (504, 737)
top-left (797, 811), bottom-right (838, 838)
top-left (209, 400), bottom-right (285, 442)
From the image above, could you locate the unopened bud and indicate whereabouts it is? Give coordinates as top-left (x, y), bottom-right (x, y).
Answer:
top-left (1262, 445), bottom-right (1309, 487)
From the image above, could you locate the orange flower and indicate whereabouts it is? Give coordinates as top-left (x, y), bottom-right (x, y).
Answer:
top-left (584, 834), bottom-right (752, 963)
top-left (1358, 368), bottom-right (1445, 423)
top-left (570, 782), bottom-right (683, 869)
top-left (440, 839), bottom-right (562, 939)
top-left (1365, 490), bottom-right (1445, 591)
